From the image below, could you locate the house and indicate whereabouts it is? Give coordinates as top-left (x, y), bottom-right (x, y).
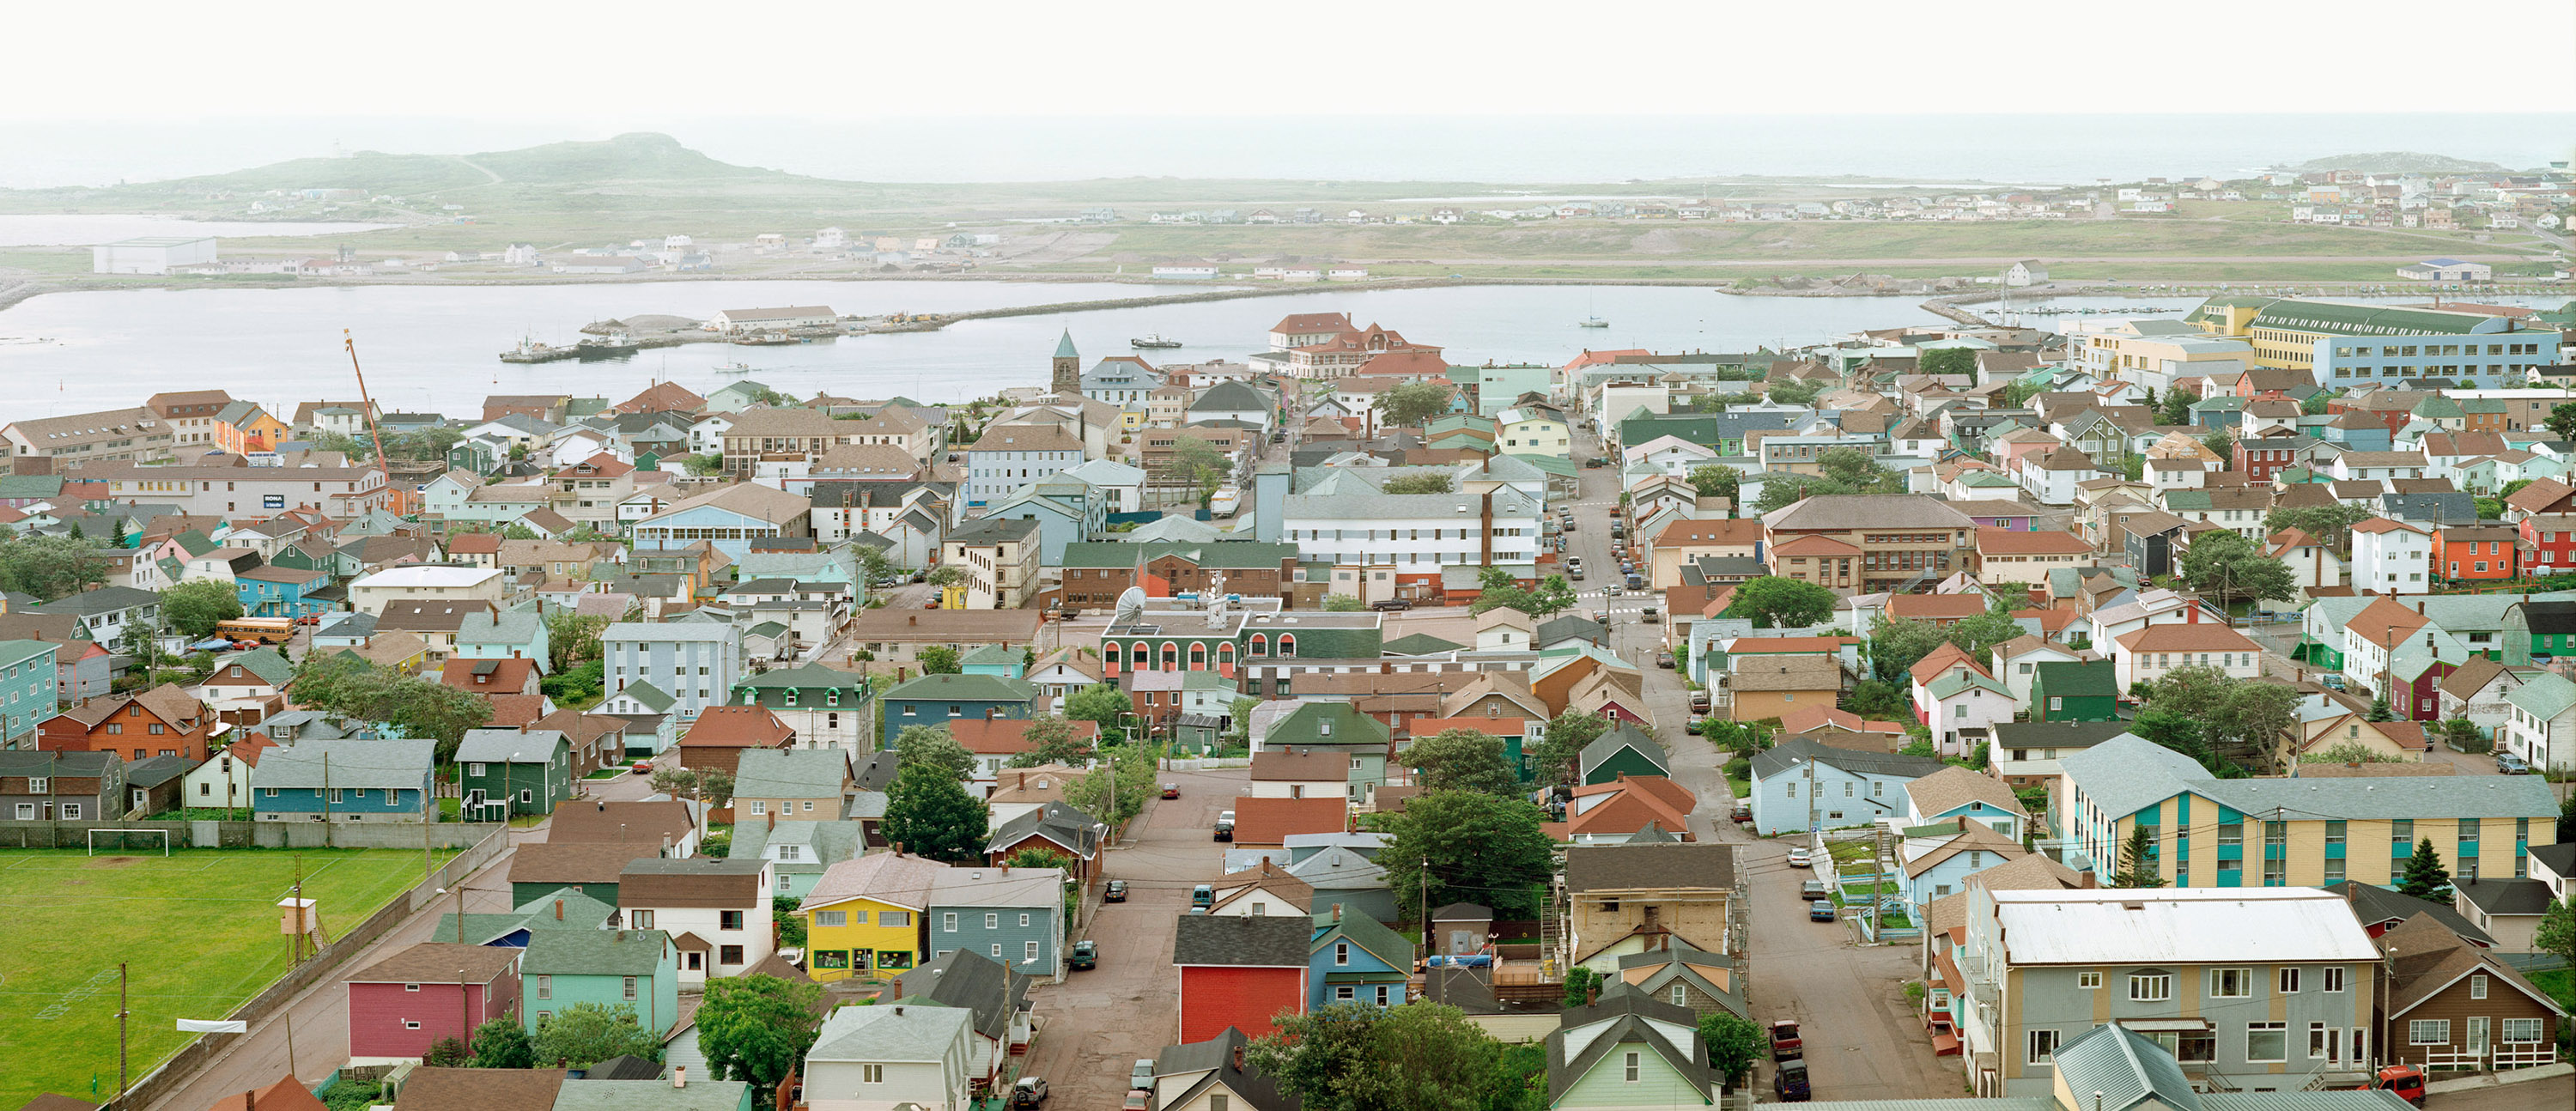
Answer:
top-left (2286, 713), bottom-right (2429, 767)
top-left (1577, 724), bottom-right (1670, 786)
top-left (630, 483), bottom-right (812, 560)
top-left (726, 818), bottom-right (866, 901)
top-left (1613, 946), bottom-right (1748, 1023)
top-left (507, 843), bottom-right (652, 908)
top-left (889, 949), bottom-right (1036, 1090)
top-left (2027, 660), bottom-right (2119, 722)
top-left (191, 647), bottom-right (293, 729)
top-left (2111, 622), bottom-right (2263, 691)
top-left (803, 849), bottom-right (951, 980)
top-left (801, 1001), bottom-right (975, 1111)
top-left (731, 662), bottom-right (874, 752)
top-left (1898, 819), bottom-right (2030, 917)
top-left (2502, 670), bottom-right (2576, 771)
top-left (677, 707), bottom-right (794, 777)
top-left (984, 802), bottom-right (1107, 886)
top-left (345, 565), bottom-right (505, 616)
top-left (1772, 705), bottom-right (1908, 753)
top-left (1723, 655), bottom-right (1844, 724)
top-left (250, 738), bottom-right (434, 823)
top-left (1285, 845), bottom-right (1396, 926)
top-left (1309, 903), bottom-right (1413, 1009)
top-left (1206, 860), bottom-right (1315, 918)
top-left (944, 515), bottom-right (1042, 610)
top-left (877, 673), bottom-right (1039, 745)
top-left (0, 750), bottom-right (125, 822)
top-left (1974, 529), bottom-right (2095, 586)
top-left (548, 798), bottom-right (702, 857)
top-left (604, 622), bottom-right (740, 720)
top-left (454, 612), bottom-right (551, 674)
top-left (730, 747), bottom-right (852, 823)
top-left (1229, 796), bottom-right (1349, 847)
top-left (1246, 747), bottom-right (1351, 802)
top-left (343, 942), bottom-right (522, 1065)
top-left (518, 926), bottom-right (681, 1037)
top-left (1173, 914), bottom-right (1311, 1042)
top-left (456, 728), bottom-right (573, 820)
top-left (1952, 887), bottom-right (2380, 1097)
top-left (118, 754), bottom-right (193, 817)
top-left (39, 683), bottom-right (216, 762)
top-left (2322, 880), bottom-right (2496, 945)
top-left (2452, 877), bottom-right (2555, 953)
top-left (927, 865), bottom-right (1068, 980)
top-left (1563, 842), bottom-right (1735, 973)
top-left (2374, 913), bottom-right (2564, 1072)
top-left (615, 857), bottom-right (773, 987)
top-left (1922, 667), bottom-right (2014, 759)
top-left (1541, 982), bottom-right (1718, 1108)
top-left (2352, 518), bottom-right (2435, 595)
top-left (1555, 774), bottom-right (1696, 844)
top-left (1747, 739), bottom-right (1947, 836)
top-left (1988, 721), bottom-right (2134, 790)
top-left (1148, 1029), bottom-right (1299, 1111)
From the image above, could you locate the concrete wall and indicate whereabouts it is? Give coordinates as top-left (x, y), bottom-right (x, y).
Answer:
top-left (0, 819), bottom-right (499, 851)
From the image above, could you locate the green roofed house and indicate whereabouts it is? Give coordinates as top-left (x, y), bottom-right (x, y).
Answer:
top-left (549, 1078), bottom-right (756, 1111)
top-left (519, 926), bottom-right (683, 1037)
top-left (598, 681), bottom-right (680, 756)
top-left (729, 819), bottom-right (867, 900)
top-left (455, 727), bottom-right (574, 820)
top-left (1261, 701), bottom-right (1393, 800)
top-left (1578, 724), bottom-right (1670, 786)
top-left (731, 661), bottom-right (874, 754)
top-left (2028, 660), bottom-right (2119, 723)
top-left (438, 886), bottom-right (622, 947)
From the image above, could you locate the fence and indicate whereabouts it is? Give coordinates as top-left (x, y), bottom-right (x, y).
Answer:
top-left (108, 823), bottom-right (508, 1111)
top-left (0, 818), bottom-right (499, 851)
top-left (1164, 757), bottom-right (1252, 771)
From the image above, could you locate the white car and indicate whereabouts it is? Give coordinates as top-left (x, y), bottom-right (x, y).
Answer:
top-left (1785, 847), bottom-right (1813, 869)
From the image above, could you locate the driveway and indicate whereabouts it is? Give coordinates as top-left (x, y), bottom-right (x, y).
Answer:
top-left (1014, 764), bottom-right (1247, 1108)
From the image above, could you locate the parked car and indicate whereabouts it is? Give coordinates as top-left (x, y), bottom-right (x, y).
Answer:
top-left (1773, 1059), bottom-right (1811, 1102)
top-left (1213, 822), bottom-right (1233, 842)
top-left (1192, 883), bottom-right (1214, 909)
top-left (1370, 598), bottom-right (1413, 611)
top-left (1132, 1059), bottom-right (1157, 1092)
top-left (1567, 556), bottom-right (1584, 571)
top-left (2497, 753), bottom-right (2533, 774)
top-left (1686, 716), bottom-right (1705, 735)
top-left (1122, 1094), bottom-right (1150, 1111)
top-left (1730, 802), bottom-right (1753, 825)
top-left (1104, 880), bottom-right (1128, 902)
top-left (1801, 879), bottom-right (1832, 899)
top-left (1161, 783), bottom-right (1180, 799)
top-left (1640, 606), bottom-right (1660, 623)
top-left (1770, 1019), bottom-right (1803, 1059)
top-left (1570, 567), bottom-right (1586, 581)
top-left (1785, 847), bottom-right (1813, 869)
top-left (1656, 650), bottom-right (1675, 669)
top-left (1689, 689), bottom-right (1710, 713)
top-left (1068, 942), bottom-right (1097, 971)
top-left (630, 760), bottom-right (653, 774)
top-left (1012, 1078), bottom-right (1048, 1108)
top-left (1625, 574), bottom-right (1644, 590)
top-left (1809, 900), bottom-right (1837, 922)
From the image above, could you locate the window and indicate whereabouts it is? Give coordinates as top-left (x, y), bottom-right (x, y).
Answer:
top-left (984, 912), bottom-right (999, 929)
top-left (2324, 967), bottom-right (2347, 993)
top-left (1335, 942), bottom-right (1351, 965)
top-left (468, 762), bottom-right (486, 776)
top-left (2211, 968), bottom-right (2253, 998)
top-left (720, 944), bottom-right (744, 964)
top-left (943, 912), bottom-right (959, 932)
top-left (404, 982), bottom-right (421, 993)
top-left (2470, 974), bottom-right (2488, 999)
top-left (2077, 970), bottom-right (2102, 990)
top-left (880, 911), bottom-right (909, 927)
top-left (27, 777), bottom-right (45, 793)
top-left (1623, 1052), bottom-right (1640, 1083)
top-left (2504, 1018), bottom-right (2544, 1043)
top-left (862, 1065), bottom-right (885, 1084)
top-left (2325, 820), bottom-right (2345, 846)
top-left (59, 804), bottom-right (81, 820)
top-left (2409, 1019), bottom-right (2451, 1046)
top-left (1025, 940), bottom-right (1040, 962)
top-left (2027, 1029), bottom-right (2061, 1065)
top-left (629, 910), bottom-right (653, 929)
top-left (535, 974), bottom-right (551, 999)
top-left (2246, 1023), bottom-right (2287, 1063)
top-left (2394, 818), bottom-right (2413, 847)
top-left (720, 910), bottom-right (744, 931)
top-left (2280, 968), bottom-right (2300, 993)
top-left (404, 1020), bottom-right (422, 1029)
top-left (2129, 973), bottom-right (2172, 1001)
top-left (623, 976), bottom-right (638, 1000)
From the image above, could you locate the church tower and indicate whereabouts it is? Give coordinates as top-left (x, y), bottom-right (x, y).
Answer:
top-left (1051, 329), bottom-right (1081, 395)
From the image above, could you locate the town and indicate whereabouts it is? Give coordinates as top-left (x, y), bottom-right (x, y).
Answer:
top-left (9, 289), bottom-right (2576, 1111)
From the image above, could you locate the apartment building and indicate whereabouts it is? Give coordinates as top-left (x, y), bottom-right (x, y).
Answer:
top-left (1759, 495), bottom-right (1976, 592)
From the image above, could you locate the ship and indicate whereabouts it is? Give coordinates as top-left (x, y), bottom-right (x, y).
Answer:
top-left (732, 331), bottom-right (800, 346)
top-left (498, 335), bottom-right (578, 364)
top-left (575, 334), bottom-right (642, 361)
top-left (1130, 333), bottom-right (1184, 349)
top-left (714, 360), bottom-right (754, 375)
top-left (1577, 317), bottom-right (1610, 328)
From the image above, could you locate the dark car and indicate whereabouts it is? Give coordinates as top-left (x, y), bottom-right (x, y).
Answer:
top-left (1809, 900), bottom-right (1836, 922)
top-left (1067, 942), bottom-right (1097, 971)
top-left (1104, 879), bottom-right (1128, 902)
top-left (1370, 598), bottom-right (1413, 611)
top-left (1213, 822), bottom-right (1234, 842)
top-left (1161, 783), bottom-right (1180, 799)
top-left (1656, 650), bottom-right (1675, 669)
top-left (1801, 879), bottom-right (1832, 899)
top-left (1774, 1059), bottom-right (1811, 1102)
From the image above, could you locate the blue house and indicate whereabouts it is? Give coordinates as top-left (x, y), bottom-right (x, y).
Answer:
top-left (455, 611), bottom-right (551, 675)
top-left (234, 565), bottom-right (333, 619)
top-left (1900, 764), bottom-right (2032, 840)
top-left (629, 483), bottom-right (812, 562)
top-left (878, 673), bottom-right (1039, 745)
top-left (1309, 906), bottom-right (1413, 1009)
top-left (1746, 738), bottom-right (1947, 837)
top-left (927, 865), bottom-right (1068, 980)
top-left (958, 644), bottom-right (1025, 679)
top-left (1895, 818), bottom-right (2027, 920)
top-left (983, 477), bottom-right (1107, 565)
top-left (250, 738), bottom-right (435, 822)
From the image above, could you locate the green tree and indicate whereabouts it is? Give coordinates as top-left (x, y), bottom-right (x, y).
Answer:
top-left (2366, 696), bottom-right (2394, 722)
top-left (289, 653), bottom-right (493, 762)
top-left (1407, 729), bottom-right (1521, 796)
top-left (1244, 1001), bottom-right (1388, 1111)
top-left (1528, 710), bottom-right (1608, 788)
top-left (926, 565), bottom-right (968, 591)
top-left (916, 646), bottom-right (962, 675)
top-left (1382, 790), bottom-right (1554, 920)
top-left (2178, 531), bottom-right (2294, 606)
top-left (1322, 593), bottom-right (1366, 612)
top-left (2558, 792), bottom-right (2576, 843)
top-left (1383, 473), bottom-right (1454, 495)
top-left (1221, 696), bottom-right (1260, 750)
top-left (890, 725), bottom-right (976, 780)
top-left (1841, 680), bottom-right (1907, 719)
top-left (2114, 825), bottom-right (2166, 888)
top-left (2476, 496), bottom-right (2505, 520)
top-left (1899, 738), bottom-right (1940, 759)
top-left (2300, 740), bottom-right (2389, 765)
top-left (1065, 683), bottom-right (1133, 738)
top-left (2160, 390), bottom-right (2196, 427)
top-left (544, 610), bottom-right (608, 672)
top-left (1467, 568), bottom-right (1576, 618)
top-left (1686, 465), bottom-right (1740, 505)
top-left (1722, 576), bottom-right (1838, 630)
top-left (649, 767), bottom-right (734, 808)
top-left (161, 579), bottom-right (245, 639)
top-left (2264, 502), bottom-right (2377, 555)
top-left (880, 763), bottom-right (990, 862)
top-left (1167, 435), bottom-right (1232, 503)
top-left (1063, 744), bottom-right (1157, 831)
top-left (1488, 1043), bottom-right (1547, 1111)
top-left (468, 1016), bottom-right (536, 1067)
top-left (696, 974), bottom-right (824, 1085)
top-left (423, 1037), bottom-right (471, 1067)
top-left (2397, 837), bottom-right (2454, 902)
top-left (2547, 402), bottom-right (2576, 441)
top-left (2536, 897), bottom-right (2576, 974)
top-left (1560, 967), bottom-right (1601, 1008)
top-left (1702, 719), bottom-right (1770, 761)
top-left (2300, 390), bottom-right (2337, 416)
top-left (1373, 1002), bottom-right (1501, 1111)
top-left (528, 1002), bottom-right (661, 1067)
top-left (0, 533), bottom-right (109, 599)
top-left (1763, 379), bottom-right (1821, 406)
top-left (1378, 382), bottom-right (1457, 428)
top-left (110, 518), bottom-right (131, 549)
top-left (2201, 429), bottom-right (2235, 461)
top-left (1699, 1011), bottom-right (1765, 1087)
top-left (775, 896), bottom-right (805, 946)
top-left (1005, 715), bottom-right (1097, 768)
top-left (1815, 447), bottom-right (1901, 492)
top-left (1918, 347), bottom-right (1978, 378)
top-left (683, 452), bottom-right (725, 477)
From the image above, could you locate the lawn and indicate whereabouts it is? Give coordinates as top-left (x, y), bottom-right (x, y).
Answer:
top-left (2533, 968), bottom-right (2576, 1015)
top-left (0, 847), bottom-right (454, 1106)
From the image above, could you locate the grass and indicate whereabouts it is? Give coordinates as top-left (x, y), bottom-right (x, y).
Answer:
top-left (0, 847), bottom-right (455, 1106)
top-left (1726, 774), bottom-right (1749, 798)
top-left (2533, 968), bottom-right (2576, 1016)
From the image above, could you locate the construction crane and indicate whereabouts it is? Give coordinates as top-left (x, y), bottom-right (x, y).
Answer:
top-left (343, 330), bottom-right (392, 477)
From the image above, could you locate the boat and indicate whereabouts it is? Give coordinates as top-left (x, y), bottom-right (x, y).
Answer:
top-left (1131, 333), bottom-right (1183, 349)
top-left (1578, 317), bottom-right (1610, 328)
top-left (574, 335), bottom-right (641, 361)
top-left (715, 360), bottom-right (754, 375)
top-left (497, 335), bottom-right (577, 364)
top-left (733, 331), bottom-right (799, 346)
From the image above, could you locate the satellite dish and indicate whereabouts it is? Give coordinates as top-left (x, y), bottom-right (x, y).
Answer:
top-left (1113, 587), bottom-right (1147, 624)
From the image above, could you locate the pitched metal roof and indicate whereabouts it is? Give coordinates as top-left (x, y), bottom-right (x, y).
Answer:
top-left (1172, 914), bottom-right (1310, 967)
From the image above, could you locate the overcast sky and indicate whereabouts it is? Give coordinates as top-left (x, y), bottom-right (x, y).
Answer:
top-left (21, 1), bottom-right (2576, 119)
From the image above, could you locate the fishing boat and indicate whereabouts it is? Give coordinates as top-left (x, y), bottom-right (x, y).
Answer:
top-left (1578, 317), bottom-right (1610, 328)
top-left (732, 331), bottom-right (799, 346)
top-left (497, 335), bottom-right (577, 364)
top-left (574, 334), bottom-right (641, 361)
top-left (714, 360), bottom-right (754, 375)
top-left (1131, 333), bottom-right (1183, 349)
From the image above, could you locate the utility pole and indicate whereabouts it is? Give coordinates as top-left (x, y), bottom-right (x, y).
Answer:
top-left (117, 962), bottom-right (128, 1097)
top-left (459, 965), bottom-right (470, 1050)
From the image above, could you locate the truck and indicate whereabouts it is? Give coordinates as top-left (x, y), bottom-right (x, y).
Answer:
top-left (1769, 1019), bottom-right (1802, 1060)
top-left (1210, 489), bottom-right (1242, 517)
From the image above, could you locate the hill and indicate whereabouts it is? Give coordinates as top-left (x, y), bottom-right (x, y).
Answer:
top-left (2287, 151), bottom-right (2512, 174)
top-left (34, 132), bottom-right (802, 200)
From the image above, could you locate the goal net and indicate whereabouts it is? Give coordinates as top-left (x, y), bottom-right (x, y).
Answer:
top-left (86, 829), bottom-right (173, 856)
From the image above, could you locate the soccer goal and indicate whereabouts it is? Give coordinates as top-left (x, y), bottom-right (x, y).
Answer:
top-left (86, 829), bottom-right (173, 856)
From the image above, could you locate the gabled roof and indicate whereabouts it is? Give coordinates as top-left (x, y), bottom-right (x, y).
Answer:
top-left (1544, 983), bottom-right (1713, 1103)
top-left (2378, 913), bottom-right (2565, 1019)
top-left (1173, 914), bottom-right (1310, 968)
top-left (985, 800), bottom-right (1108, 859)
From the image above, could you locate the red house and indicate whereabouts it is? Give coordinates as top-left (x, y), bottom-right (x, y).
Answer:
top-left (1173, 914), bottom-right (1310, 1044)
top-left (344, 942), bottom-right (521, 1065)
top-left (39, 683), bottom-right (216, 762)
top-left (2519, 514), bottom-right (2576, 574)
top-left (2433, 525), bottom-right (2519, 582)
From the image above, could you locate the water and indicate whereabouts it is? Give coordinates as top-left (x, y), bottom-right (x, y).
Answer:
top-left (0, 215), bottom-right (398, 246)
top-left (0, 280), bottom-right (2220, 418)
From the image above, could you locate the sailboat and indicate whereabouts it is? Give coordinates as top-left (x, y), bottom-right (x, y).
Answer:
top-left (1577, 293), bottom-right (1608, 328)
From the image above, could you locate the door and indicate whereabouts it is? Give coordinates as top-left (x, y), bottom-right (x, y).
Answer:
top-left (2467, 1017), bottom-right (2489, 1060)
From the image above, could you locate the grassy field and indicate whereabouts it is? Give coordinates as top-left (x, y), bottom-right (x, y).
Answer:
top-left (0, 847), bottom-right (454, 1107)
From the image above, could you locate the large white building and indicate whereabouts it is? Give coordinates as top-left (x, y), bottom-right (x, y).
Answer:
top-left (75, 458), bottom-right (389, 518)
top-left (605, 622), bottom-right (741, 719)
top-left (92, 236), bottom-right (218, 275)
top-left (963, 427), bottom-right (1085, 507)
top-left (345, 565), bottom-right (506, 616)
top-left (707, 306), bottom-right (838, 333)
top-left (2351, 518), bottom-right (2433, 595)
top-left (1281, 482), bottom-right (1543, 588)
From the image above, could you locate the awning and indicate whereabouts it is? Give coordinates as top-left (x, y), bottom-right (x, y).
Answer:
top-left (2117, 1018), bottom-right (2213, 1033)
top-left (1324, 971), bottom-right (1401, 984)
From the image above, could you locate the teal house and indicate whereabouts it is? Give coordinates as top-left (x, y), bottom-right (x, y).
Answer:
top-left (878, 673), bottom-right (1039, 745)
top-left (520, 926), bottom-right (683, 1036)
top-left (728, 819), bottom-right (867, 900)
top-left (234, 566), bottom-right (333, 619)
top-left (2028, 660), bottom-right (2120, 723)
top-left (250, 738), bottom-right (435, 822)
top-left (1577, 724), bottom-right (1670, 786)
top-left (1309, 907), bottom-right (1413, 1009)
top-left (456, 727), bottom-right (574, 820)
top-left (440, 887), bottom-right (621, 947)
top-left (456, 611), bottom-right (551, 675)
top-left (959, 644), bottom-right (1026, 679)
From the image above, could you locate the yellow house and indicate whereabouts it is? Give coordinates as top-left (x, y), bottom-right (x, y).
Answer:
top-left (1494, 405), bottom-right (1571, 457)
top-left (800, 852), bottom-right (945, 981)
top-left (2282, 713), bottom-right (2428, 768)
top-left (2062, 735), bottom-right (2557, 889)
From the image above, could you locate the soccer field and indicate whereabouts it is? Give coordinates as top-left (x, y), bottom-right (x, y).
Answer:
top-left (0, 847), bottom-right (454, 1106)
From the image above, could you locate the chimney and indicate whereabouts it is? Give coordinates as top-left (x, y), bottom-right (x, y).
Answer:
top-left (244, 1092), bottom-right (256, 1111)
top-left (2080, 871), bottom-right (2097, 889)
top-left (1332, 903), bottom-right (1342, 922)
top-left (1232, 1043), bottom-right (1244, 1071)
top-left (894, 1005), bottom-right (905, 1017)
top-left (767, 811), bottom-right (775, 831)
top-left (555, 899), bottom-right (564, 920)
top-left (673, 1066), bottom-right (686, 1089)
top-left (887, 974), bottom-right (903, 1001)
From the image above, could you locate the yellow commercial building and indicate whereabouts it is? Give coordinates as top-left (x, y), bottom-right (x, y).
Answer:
top-left (799, 852), bottom-right (945, 981)
top-left (2185, 296), bottom-right (2552, 385)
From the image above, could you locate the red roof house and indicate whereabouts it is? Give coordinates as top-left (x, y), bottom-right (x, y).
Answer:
top-left (676, 707), bottom-right (796, 776)
top-left (1228, 796), bottom-right (1349, 847)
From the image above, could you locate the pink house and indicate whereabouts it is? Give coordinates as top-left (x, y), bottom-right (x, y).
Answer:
top-left (345, 943), bottom-right (521, 1065)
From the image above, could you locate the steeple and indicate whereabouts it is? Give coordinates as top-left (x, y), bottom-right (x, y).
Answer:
top-left (1050, 330), bottom-right (1081, 394)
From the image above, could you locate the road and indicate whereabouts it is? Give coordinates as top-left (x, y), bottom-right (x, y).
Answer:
top-left (1015, 765), bottom-right (1242, 1109)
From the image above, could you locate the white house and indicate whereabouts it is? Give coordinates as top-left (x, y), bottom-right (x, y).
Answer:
top-left (2351, 518), bottom-right (2433, 595)
top-left (1747, 738), bottom-right (1948, 836)
top-left (802, 1002), bottom-right (975, 1111)
top-left (2265, 527), bottom-right (2346, 602)
top-left (605, 622), bottom-right (741, 719)
top-left (1622, 435), bottom-right (1718, 477)
top-left (2081, 588), bottom-right (2226, 649)
top-left (964, 427), bottom-right (1085, 507)
top-left (1991, 637), bottom-right (2084, 705)
top-left (2503, 671), bottom-right (2576, 772)
top-left (345, 565), bottom-right (505, 616)
top-left (2111, 622), bottom-right (2263, 691)
top-left (617, 857), bottom-right (774, 987)
top-left (1923, 670), bottom-right (2014, 758)
top-left (1280, 481), bottom-right (1542, 584)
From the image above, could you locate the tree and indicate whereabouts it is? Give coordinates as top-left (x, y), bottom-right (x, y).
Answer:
top-left (2476, 496), bottom-right (2505, 521)
top-left (544, 610), bottom-right (608, 673)
top-left (1866, 607), bottom-right (2021, 685)
top-left (880, 764), bottom-right (989, 862)
top-left (2160, 389), bottom-right (2196, 427)
top-left (1065, 683), bottom-right (1133, 738)
top-left (468, 1016), bottom-right (537, 1068)
top-left (1467, 568), bottom-right (1576, 619)
top-left (0, 534), bottom-right (108, 599)
top-left (2264, 502), bottom-right (2377, 556)
top-left (1918, 347), bottom-right (1978, 378)
top-left (683, 452), bottom-right (725, 477)
top-left (1221, 695), bottom-right (1259, 751)
top-left (1841, 680), bottom-right (1907, 719)
top-left (161, 579), bottom-right (245, 639)
top-left (289, 653), bottom-right (494, 762)
top-left (1722, 576), bottom-right (1837, 630)
top-left (1244, 1002), bottom-right (1391, 1111)
top-left (1006, 715), bottom-right (1097, 768)
top-left (1382, 790), bottom-right (1555, 920)
top-left (1699, 1011), bottom-right (1765, 1087)
top-left (2397, 836), bottom-right (2454, 902)
top-left (109, 518), bottom-right (131, 549)
top-left (775, 895), bottom-right (805, 946)
top-left (1899, 738), bottom-right (1940, 759)
top-left (529, 1001), bottom-right (660, 1068)
top-left (1383, 473), bottom-right (1454, 495)
top-left (1322, 593), bottom-right (1366, 611)
top-left (916, 646), bottom-right (962, 675)
top-left (2114, 825), bottom-right (2166, 888)
top-left (1687, 465), bottom-right (1740, 506)
top-left (696, 974), bottom-right (824, 1085)
top-left (1560, 967), bottom-right (1601, 1008)
top-left (1528, 710), bottom-right (1608, 788)
top-left (423, 1037), bottom-right (471, 1067)
top-left (2301, 391), bottom-right (2336, 416)
top-left (2299, 740), bottom-right (2391, 765)
top-left (1168, 435), bottom-right (1231, 502)
top-left (1379, 382), bottom-right (1456, 428)
top-left (2547, 402), bottom-right (2576, 442)
top-left (2537, 897), bottom-right (2576, 974)
top-left (1763, 379), bottom-right (1821, 406)
top-left (2366, 696), bottom-right (2394, 722)
top-left (2201, 429), bottom-right (2235, 461)
top-left (1815, 447), bottom-right (1900, 492)
top-left (890, 725), bottom-right (977, 780)
top-left (2559, 792), bottom-right (2576, 843)
top-left (1408, 729), bottom-right (1522, 796)
top-left (1064, 745), bottom-right (1157, 831)
top-left (925, 566), bottom-right (967, 590)
top-left (2178, 531), bottom-right (2294, 607)
top-left (650, 766), bottom-right (734, 808)
top-left (1702, 719), bottom-right (1769, 761)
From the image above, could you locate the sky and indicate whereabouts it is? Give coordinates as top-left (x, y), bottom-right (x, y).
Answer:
top-left (19, 1), bottom-right (2576, 119)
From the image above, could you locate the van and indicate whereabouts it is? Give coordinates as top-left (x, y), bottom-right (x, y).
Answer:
top-left (1191, 884), bottom-right (1214, 909)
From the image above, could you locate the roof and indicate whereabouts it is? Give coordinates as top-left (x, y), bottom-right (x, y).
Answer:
top-left (617, 857), bottom-right (768, 908)
top-left (1229, 796), bottom-right (1348, 845)
top-left (2046, 1024), bottom-right (2199, 1111)
top-left (546, 798), bottom-right (696, 846)
top-left (1762, 494), bottom-right (1974, 531)
top-left (1750, 738), bottom-right (1947, 781)
top-left (198, 1075), bottom-right (325, 1111)
top-left (1173, 913), bottom-right (1311, 967)
top-left (1154, 1029), bottom-right (1301, 1111)
top-left (547, 1080), bottom-right (755, 1111)
top-left (1905, 765), bottom-right (2030, 820)
top-left (1578, 724), bottom-right (1669, 777)
top-left (806, 1001), bottom-right (974, 1064)
top-left (252, 738), bottom-right (432, 790)
top-left (878, 672), bottom-right (1041, 703)
top-left (806, 851), bottom-right (951, 911)
top-left (889, 948), bottom-right (1034, 1041)
top-left (388, 1070), bottom-right (566, 1111)
top-left (519, 926), bottom-right (669, 977)
top-left (1726, 654), bottom-right (1844, 692)
top-left (1988, 889), bottom-right (2380, 965)
top-left (453, 728), bottom-right (566, 764)
top-left (1545, 985), bottom-right (1713, 1102)
top-left (1563, 842), bottom-right (1735, 893)
top-left (348, 941), bottom-right (522, 984)
top-left (2455, 877), bottom-right (2556, 917)
top-left (1976, 527), bottom-right (2093, 555)
top-left (678, 706), bottom-right (796, 749)
top-left (2113, 622), bottom-right (2262, 653)
top-left (2320, 882), bottom-right (2494, 946)
top-left (984, 801), bottom-right (1107, 860)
